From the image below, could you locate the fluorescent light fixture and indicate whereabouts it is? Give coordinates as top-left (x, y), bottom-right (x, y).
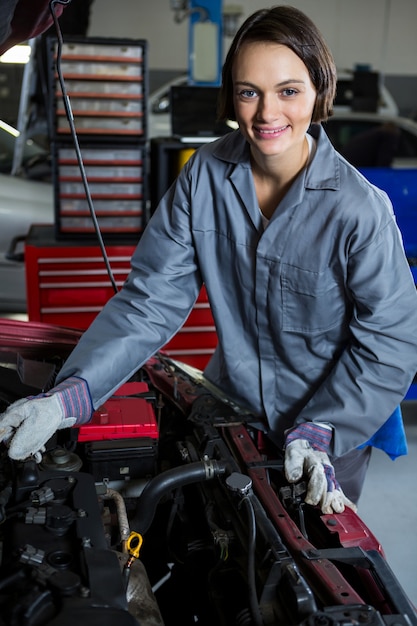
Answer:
top-left (0, 44), bottom-right (31, 64)
top-left (0, 120), bottom-right (20, 137)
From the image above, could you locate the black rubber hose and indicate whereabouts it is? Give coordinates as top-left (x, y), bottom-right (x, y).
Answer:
top-left (0, 569), bottom-right (26, 592)
top-left (241, 495), bottom-right (264, 626)
top-left (132, 460), bottom-right (228, 535)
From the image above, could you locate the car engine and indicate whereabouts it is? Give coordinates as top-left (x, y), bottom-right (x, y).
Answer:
top-left (0, 319), bottom-right (416, 626)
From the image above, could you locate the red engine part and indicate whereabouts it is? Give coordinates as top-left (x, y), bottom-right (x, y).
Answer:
top-left (78, 382), bottom-right (159, 443)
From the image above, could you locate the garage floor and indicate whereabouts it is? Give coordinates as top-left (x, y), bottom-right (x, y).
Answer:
top-left (1, 312), bottom-right (416, 608)
top-left (359, 399), bottom-right (417, 608)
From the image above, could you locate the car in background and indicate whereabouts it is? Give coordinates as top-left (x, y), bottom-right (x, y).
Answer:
top-left (0, 120), bottom-right (51, 178)
top-left (0, 172), bottom-right (53, 313)
top-left (332, 70), bottom-right (399, 116)
top-left (322, 112), bottom-right (417, 275)
top-left (148, 73), bottom-right (188, 139)
top-left (0, 122), bottom-right (53, 313)
top-left (323, 112), bottom-right (417, 168)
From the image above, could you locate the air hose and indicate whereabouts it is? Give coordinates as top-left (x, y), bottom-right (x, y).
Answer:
top-left (132, 459), bottom-right (228, 535)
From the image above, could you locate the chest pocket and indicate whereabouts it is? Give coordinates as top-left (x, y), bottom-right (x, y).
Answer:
top-left (281, 264), bottom-right (346, 334)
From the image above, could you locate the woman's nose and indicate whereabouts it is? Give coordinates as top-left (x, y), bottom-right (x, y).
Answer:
top-left (257, 93), bottom-right (280, 121)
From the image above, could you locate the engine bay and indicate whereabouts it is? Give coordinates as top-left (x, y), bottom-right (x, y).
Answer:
top-left (0, 319), bottom-right (416, 626)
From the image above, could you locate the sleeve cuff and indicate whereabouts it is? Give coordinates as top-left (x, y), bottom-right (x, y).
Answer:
top-left (285, 422), bottom-right (332, 452)
top-left (50, 376), bottom-right (93, 425)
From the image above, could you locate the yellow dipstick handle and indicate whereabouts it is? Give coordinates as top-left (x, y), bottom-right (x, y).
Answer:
top-left (125, 532), bottom-right (143, 568)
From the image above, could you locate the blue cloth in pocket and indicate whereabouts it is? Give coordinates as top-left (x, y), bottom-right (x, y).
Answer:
top-left (358, 405), bottom-right (407, 460)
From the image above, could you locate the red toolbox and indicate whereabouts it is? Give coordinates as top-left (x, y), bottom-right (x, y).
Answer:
top-left (25, 225), bottom-right (217, 370)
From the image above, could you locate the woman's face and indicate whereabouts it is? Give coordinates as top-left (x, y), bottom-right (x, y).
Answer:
top-left (232, 42), bottom-right (317, 160)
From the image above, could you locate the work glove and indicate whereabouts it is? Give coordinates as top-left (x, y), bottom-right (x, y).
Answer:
top-left (284, 422), bottom-right (357, 514)
top-left (0, 376), bottom-right (92, 462)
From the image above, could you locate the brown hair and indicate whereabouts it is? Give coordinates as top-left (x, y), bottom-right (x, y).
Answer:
top-left (218, 5), bottom-right (337, 123)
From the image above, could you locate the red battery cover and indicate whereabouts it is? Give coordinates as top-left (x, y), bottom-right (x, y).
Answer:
top-left (77, 381), bottom-right (158, 442)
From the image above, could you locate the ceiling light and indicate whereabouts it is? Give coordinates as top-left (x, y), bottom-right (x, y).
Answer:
top-left (0, 44), bottom-right (32, 64)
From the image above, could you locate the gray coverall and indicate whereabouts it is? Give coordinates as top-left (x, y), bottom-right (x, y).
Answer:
top-left (57, 124), bottom-right (417, 483)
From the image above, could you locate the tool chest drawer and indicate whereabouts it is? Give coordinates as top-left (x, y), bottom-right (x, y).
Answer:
top-left (54, 143), bottom-right (147, 238)
top-left (25, 226), bottom-right (217, 370)
top-left (48, 37), bottom-right (147, 140)
top-left (47, 35), bottom-right (149, 240)
top-left (25, 230), bottom-right (135, 329)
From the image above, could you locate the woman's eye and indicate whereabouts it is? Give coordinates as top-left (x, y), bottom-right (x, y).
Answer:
top-left (282, 88), bottom-right (298, 97)
top-left (240, 88), bottom-right (257, 99)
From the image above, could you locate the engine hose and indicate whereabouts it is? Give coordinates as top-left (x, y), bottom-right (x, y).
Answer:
top-left (0, 569), bottom-right (26, 592)
top-left (241, 495), bottom-right (264, 626)
top-left (132, 459), bottom-right (228, 535)
top-left (102, 487), bottom-right (131, 547)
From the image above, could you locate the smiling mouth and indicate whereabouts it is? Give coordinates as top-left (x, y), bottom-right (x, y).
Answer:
top-left (254, 125), bottom-right (289, 136)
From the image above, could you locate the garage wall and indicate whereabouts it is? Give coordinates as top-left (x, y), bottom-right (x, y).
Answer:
top-left (88, 0), bottom-right (417, 76)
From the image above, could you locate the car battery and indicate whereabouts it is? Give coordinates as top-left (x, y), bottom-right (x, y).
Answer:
top-left (78, 381), bottom-right (158, 482)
